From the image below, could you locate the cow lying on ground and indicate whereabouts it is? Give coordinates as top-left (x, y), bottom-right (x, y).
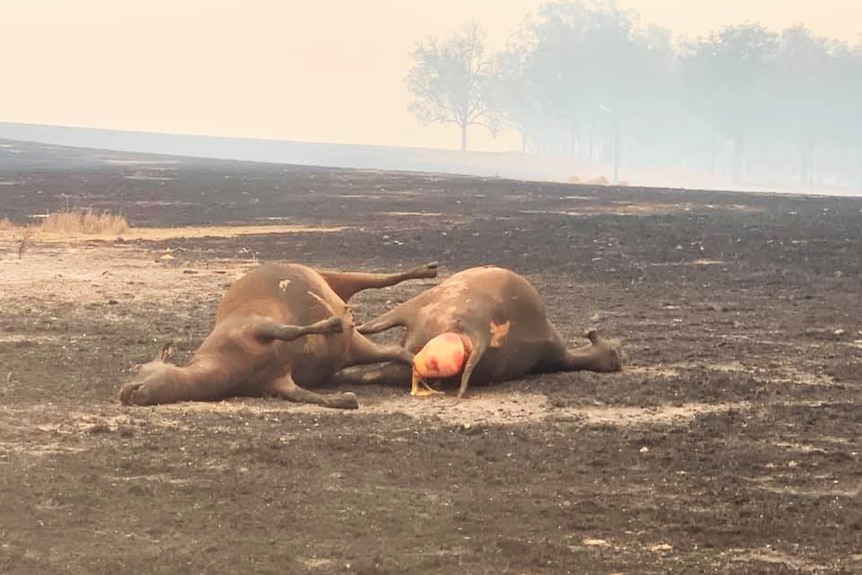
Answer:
top-left (333, 265), bottom-right (624, 397)
top-left (119, 261), bottom-right (439, 409)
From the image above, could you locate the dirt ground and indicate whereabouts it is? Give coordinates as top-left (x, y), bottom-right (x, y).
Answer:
top-left (1, 140), bottom-right (861, 574)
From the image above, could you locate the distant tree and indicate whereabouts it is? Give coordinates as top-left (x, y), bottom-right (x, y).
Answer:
top-left (498, 0), bottom-right (670, 180)
top-left (407, 3), bottom-right (861, 191)
top-left (494, 24), bottom-right (547, 153)
top-left (843, 45), bottom-right (862, 188)
top-left (681, 23), bottom-right (778, 183)
top-left (516, 0), bottom-right (641, 161)
top-left (766, 26), bottom-right (834, 186)
top-left (405, 21), bottom-right (502, 151)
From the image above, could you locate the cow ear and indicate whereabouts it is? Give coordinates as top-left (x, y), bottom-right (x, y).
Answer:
top-left (158, 341), bottom-right (174, 362)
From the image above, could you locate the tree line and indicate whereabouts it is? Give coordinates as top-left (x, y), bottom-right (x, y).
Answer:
top-left (406, 0), bottom-right (862, 190)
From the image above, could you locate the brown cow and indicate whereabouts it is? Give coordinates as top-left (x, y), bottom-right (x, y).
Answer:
top-left (335, 265), bottom-right (624, 397)
top-left (118, 261), bottom-right (438, 409)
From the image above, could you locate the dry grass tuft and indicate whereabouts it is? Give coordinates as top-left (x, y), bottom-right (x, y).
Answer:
top-left (0, 217), bottom-right (13, 231)
top-left (568, 175), bottom-right (611, 185)
top-left (18, 229), bottom-right (33, 259)
top-left (40, 209), bottom-right (129, 235)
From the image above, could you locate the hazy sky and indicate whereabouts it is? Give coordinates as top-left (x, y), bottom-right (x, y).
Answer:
top-left (3, 0), bottom-right (859, 151)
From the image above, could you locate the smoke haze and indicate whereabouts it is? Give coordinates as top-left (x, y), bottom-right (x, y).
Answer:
top-left (2, 0), bottom-right (858, 150)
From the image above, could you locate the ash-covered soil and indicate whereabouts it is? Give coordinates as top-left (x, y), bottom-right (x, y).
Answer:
top-left (1, 139), bottom-right (861, 574)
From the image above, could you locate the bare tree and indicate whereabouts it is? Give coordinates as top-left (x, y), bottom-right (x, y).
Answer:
top-left (406, 21), bottom-right (502, 151)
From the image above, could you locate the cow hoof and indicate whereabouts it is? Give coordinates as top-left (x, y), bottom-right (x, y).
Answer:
top-left (606, 341), bottom-right (626, 372)
top-left (337, 392), bottom-right (360, 410)
top-left (119, 382), bottom-right (145, 405)
top-left (413, 262), bottom-right (439, 278)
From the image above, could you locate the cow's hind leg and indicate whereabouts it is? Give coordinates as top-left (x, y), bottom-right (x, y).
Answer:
top-left (267, 374), bottom-right (359, 410)
top-left (317, 261), bottom-right (438, 302)
top-left (254, 316), bottom-right (343, 342)
top-left (328, 363), bottom-right (413, 387)
top-left (355, 308), bottom-right (405, 335)
top-left (455, 336), bottom-right (488, 399)
top-left (346, 332), bottom-right (414, 367)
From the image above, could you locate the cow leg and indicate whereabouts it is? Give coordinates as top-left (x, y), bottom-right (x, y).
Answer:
top-left (346, 332), bottom-right (414, 367)
top-left (456, 337), bottom-right (488, 399)
top-left (266, 373), bottom-right (359, 410)
top-left (329, 362), bottom-right (443, 398)
top-left (317, 261), bottom-right (438, 302)
top-left (355, 309), bottom-right (405, 335)
top-left (534, 329), bottom-right (625, 374)
top-left (328, 363), bottom-right (413, 387)
top-left (254, 316), bottom-right (343, 342)
top-left (562, 330), bottom-right (625, 372)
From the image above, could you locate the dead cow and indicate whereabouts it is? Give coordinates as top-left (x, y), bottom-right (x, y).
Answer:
top-left (119, 261), bottom-right (439, 409)
top-left (339, 265), bottom-right (624, 397)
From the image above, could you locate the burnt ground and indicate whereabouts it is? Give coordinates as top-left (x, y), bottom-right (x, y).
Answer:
top-left (0, 139), bottom-right (861, 574)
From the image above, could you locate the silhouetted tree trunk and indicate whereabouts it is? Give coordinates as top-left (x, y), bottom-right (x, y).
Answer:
top-left (807, 144), bottom-right (817, 187)
top-left (799, 138), bottom-right (817, 188)
top-left (460, 123), bottom-right (468, 152)
top-left (732, 133), bottom-right (745, 184)
top-left (611, 119), bottom-right (621, 184)
top-left (709, 130), bottom-right (718, 174)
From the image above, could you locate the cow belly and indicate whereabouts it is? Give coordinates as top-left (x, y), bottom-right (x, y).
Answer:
top-left (289, 331), bottom-right (352, 386)
top-left (472, 341), bottom-right (546, 384)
